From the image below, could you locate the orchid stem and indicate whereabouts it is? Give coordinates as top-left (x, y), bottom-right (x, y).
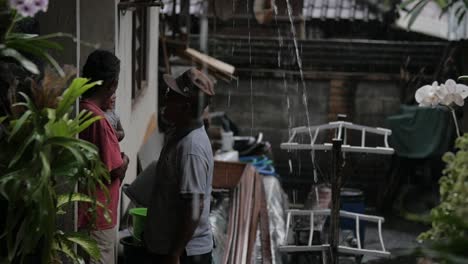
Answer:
top-left (448, 105), bottom-right (461, 138)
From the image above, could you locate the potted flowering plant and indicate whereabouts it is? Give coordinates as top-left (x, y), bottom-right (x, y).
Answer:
top-left (0, 1), bottom-right (110, 263)
top-left (0, 66), bottom-right (111, 263)
top-left (413, 78), bottom-right (468, 263)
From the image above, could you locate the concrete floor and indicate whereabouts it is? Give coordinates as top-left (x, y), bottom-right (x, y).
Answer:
top-left (361, 214), bottom-right (427, 264)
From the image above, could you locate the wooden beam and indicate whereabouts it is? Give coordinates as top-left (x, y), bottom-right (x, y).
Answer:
top-left (185, 48), bottom-right (236, 75)
top-left (259, 174), bottom-right (273, 263)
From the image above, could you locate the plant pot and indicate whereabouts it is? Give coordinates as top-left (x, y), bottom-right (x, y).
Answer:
top-left (129, 207), bottom-right (147, 241)
top-left (120, 236), bottom-right (148, 264)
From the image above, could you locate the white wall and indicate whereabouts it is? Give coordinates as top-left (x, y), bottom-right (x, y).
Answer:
top-left (116, 6), bottom-right (164, 211)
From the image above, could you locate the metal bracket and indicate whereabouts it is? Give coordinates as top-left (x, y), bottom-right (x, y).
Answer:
top-left (118, 0), bottom-right (164, 15)
top-left (280, 121), bottom-right (395, 155)
top-left (280, 209), bottom-right (391, 258)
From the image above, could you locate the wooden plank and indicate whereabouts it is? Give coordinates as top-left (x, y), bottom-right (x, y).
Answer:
top-left (213, 161), bottom-right (246, 189)
top-left (259, 174), bottom-right (273, 264)
top-left (185, 48), bottom-right (235, 75)
top-left (239, 165), bottom-right (256, 264)
top-left (222, 189), bottom-right (236, 264)
top-left (247, 172), bottom-right (262, 263)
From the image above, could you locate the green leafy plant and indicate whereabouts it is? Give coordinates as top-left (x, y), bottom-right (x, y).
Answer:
top-left (416, 134), bottom-right (468, 263)
top-left (0, 0), bottom-right (63, 76)
top-left (401, 0), bottom-right (468, 28)
top-left (0, 76), bottom-right (111, 263)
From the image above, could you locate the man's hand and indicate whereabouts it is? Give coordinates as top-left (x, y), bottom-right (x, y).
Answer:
top-left (110, 153), bottom-right (129, 182)
top-left (116, 130), bottom-right (125, 142)
top-left (120, 153), bottom-right (129, 181)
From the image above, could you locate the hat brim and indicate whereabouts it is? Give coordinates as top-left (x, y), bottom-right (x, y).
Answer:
top-left (163, 74), bottom-right (188, 97)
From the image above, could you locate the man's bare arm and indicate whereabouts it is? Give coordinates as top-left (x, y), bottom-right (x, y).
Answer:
top-left (169, 194), bottom-right (205, 256)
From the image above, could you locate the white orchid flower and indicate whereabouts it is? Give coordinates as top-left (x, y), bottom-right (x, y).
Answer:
top-left (415, 81), bottom-right (441, 107)
top-left (415, 78), bottom-right (466, 138)
top-left (437, 79), bottom-right (464, 106)
top-left (9, 0), bottom-right (48, 17)
top-left (456, 82), bottom-right (468, 99)
top-left (436, 79), bottom-right (468, 106)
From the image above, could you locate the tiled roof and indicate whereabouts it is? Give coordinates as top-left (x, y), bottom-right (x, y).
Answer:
top-left (303, 0), bottom-right (384, 22)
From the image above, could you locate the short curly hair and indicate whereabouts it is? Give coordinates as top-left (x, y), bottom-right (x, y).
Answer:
top-left (81, 50), bottom-right (120, 98)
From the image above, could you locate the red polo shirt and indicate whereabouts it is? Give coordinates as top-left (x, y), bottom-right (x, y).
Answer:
top-left (79, 99), bottom-right (123, 230)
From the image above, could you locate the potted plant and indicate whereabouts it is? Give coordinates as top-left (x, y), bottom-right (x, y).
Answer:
top-left (414, 135), bottom-right (468, 263)
top-left (0, 66), bottom-right (112, 263)
top-left (409, 79), bottom-right (468, 263)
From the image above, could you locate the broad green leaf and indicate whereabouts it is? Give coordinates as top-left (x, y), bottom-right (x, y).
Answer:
top-left (0, 116), bottom-right (7, 125)
top-left (0, 169), bottom-right (28, 199)
top-left (77, 110), bottom-right (93, 122)
top-left (34, 32), bottom-right (100, 50)
top-left (0, 48), bottom-right (39, 75)
top-left (39, 151), bottom-right (51, 180)
top-left (43, 51), bottom-right (65, 77)
top-left (65, 232), bottom-right (101, 260)
top-left (45, 136), bottom-right (99, 155)
top-left (8, 110), bottom-right (31, 141)
top-left (5, 39), bottom-right (64, 77)
top-left (15, 92), bottom-right (40, 123)
top-left (52, 239), bottom-right (84, 264)
top-left (56, 193), bottom-right (105, 209)
top-left (400, 0), bottom-right (418, 8)
top-left (56, 78), bottom-right (102, 117)
top-left (45, 119), bottom-right (71, 137)
top-left (6, 33), bottom-right (38, 39)
top-left (44, 138), bottom-right (85, 164)
top-left (407, 0), bottom-right (430, 29)
top-left (28, 37), bottom-right (63, 51)
top-left (8, 133), bottom-right (37, 168)
top-left (77, 116), bottom-right (102, 134)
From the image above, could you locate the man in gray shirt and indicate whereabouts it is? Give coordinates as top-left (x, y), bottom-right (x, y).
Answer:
top-left (144, 68), bottom-right (215, 264)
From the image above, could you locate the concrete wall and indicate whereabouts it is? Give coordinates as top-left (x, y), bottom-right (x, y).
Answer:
top-left (37, 0), bottom-right (77, 66)
top-left (39, 0), bottom-right (164, 215)
top-left (38, 0), bottom-right (115, 69)
top-left (211, 75), bottom-right (330, 175)
top-left (79, 0), bottom-right (116, 69)
top-left (116, 6), bottom-right (164, 211)
top-left (212, 74), bottom-right (401, 204)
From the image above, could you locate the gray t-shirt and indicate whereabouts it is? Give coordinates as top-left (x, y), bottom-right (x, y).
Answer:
top-left (144, 126), bottom-right (214, 256)
top-left (104, 109), bottom-right (119, 131)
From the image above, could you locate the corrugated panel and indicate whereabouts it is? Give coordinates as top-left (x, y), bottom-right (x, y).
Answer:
top-left (190, 35), bottom-right (447, 75)
top-left (303, 0), bottom-right (383, 21)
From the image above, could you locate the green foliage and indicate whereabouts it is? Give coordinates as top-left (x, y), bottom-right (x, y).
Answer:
top-left (418, 134), bottom-right (468, 263)
top-left (4, 32), bottom-right (64, 76)
top-left (0, 78), bottom-right (109, 263)
top-left (0, 1), bottom-right (64, 76)
top-left (401, 0), bottom-right (468, 28)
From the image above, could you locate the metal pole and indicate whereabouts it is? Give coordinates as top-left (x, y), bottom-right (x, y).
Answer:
top-left (200, 0), bottom-right (209, 55)
top-left (172, 0), bottom-right (177, 39)
top-left (329, 139), bottom-right (343, 264)
top-left (74, 0), bottom-right (81, 256)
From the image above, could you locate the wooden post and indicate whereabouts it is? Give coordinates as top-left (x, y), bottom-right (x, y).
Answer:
top-left (329, 139), bottom-right (343, 264)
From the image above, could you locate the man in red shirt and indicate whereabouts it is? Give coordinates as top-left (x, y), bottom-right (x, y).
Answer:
top-left (79, 50), bottom-right (129, 264)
